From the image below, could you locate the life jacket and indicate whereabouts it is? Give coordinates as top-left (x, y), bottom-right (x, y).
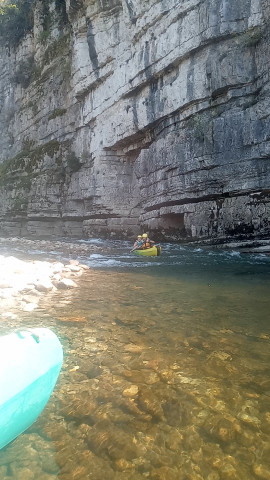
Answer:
top-left (141, 240), bottom-right (151, 249)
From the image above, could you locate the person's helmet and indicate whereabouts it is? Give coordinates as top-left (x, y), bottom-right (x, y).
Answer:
top-left (142, 233), bottom-right (148, 238)
top-left (137, 235), bottom-right (142, 238)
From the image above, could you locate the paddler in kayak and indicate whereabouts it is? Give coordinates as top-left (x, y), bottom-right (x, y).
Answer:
top-left (130, 234), bottom-right (144, 252)
top-left (131, 233), bottom-right (156, 252)
top-left (140, 233), bottom-right (156, 249)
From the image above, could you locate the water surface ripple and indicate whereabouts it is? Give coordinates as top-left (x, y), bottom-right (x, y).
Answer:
top-left (0, 240), bottom-right (270, 480)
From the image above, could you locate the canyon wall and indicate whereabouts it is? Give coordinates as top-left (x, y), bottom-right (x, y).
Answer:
top-left (0, 0), bottom-right (269, 242)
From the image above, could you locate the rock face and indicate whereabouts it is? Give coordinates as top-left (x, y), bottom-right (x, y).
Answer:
top-left (0, 0), bottom-right (269, 242)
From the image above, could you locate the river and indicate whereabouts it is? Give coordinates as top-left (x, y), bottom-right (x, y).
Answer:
top-left (0, 239), bottom-right (270, 480)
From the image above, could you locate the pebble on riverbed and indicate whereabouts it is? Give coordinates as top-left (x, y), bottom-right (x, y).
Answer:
top-left (0, 255), bottom-right (88, 318)
top-left (0, 236), bottom-right (269, 480)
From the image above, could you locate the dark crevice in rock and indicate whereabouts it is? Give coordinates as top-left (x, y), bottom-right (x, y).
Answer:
top-left (126, 30), bottom-right (252, 100)
top-left (75, 69), bottom-right (114, 101)
top-left (144, 189), bottom-right (270, 213)
top-left (124, 0), bottom-right (137, 24)
top-left (132, 1), bottom-right (198, 44)
top-left (86, 20), bottom-right (99, 73)
top-left (107, 78), bottom-right (257, 154)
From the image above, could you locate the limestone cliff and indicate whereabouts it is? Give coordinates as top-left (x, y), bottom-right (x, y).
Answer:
top-left (0, 0), bottom-right (269, 242)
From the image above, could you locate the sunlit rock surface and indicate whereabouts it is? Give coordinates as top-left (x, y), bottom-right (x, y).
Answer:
top-left (0, 0), bottom-right (269, 242)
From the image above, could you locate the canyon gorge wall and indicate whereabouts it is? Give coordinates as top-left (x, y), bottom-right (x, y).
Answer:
top-left (0, 0), bottom-right (269, 242)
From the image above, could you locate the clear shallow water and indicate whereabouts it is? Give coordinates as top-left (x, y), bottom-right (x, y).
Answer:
top-left (0, 239), bottom-right (270, 480)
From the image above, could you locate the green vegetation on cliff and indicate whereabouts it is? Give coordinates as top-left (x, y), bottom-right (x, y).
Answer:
top-left (0, 139), bottom-right (61, 182)
top-left (0, 0), bottom-right (69, 46)
top-left (0, 0), bottom-right (34, 45)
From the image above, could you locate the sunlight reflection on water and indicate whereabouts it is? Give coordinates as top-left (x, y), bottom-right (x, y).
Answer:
top-left (0, 240), bottom-right (270, 479)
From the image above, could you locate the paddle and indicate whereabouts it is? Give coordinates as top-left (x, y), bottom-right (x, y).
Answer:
top-left (130, 239), bottom-right (144, 252)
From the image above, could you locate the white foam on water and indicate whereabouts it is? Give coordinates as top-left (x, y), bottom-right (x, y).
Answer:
top-left (227, 250), bottom-right (241, 257)
top-left (27, 249), bottom-right (49, 255)
top-left (84, 251), bottom-right (164, 269)
top-left (78, 238), bottom-right (106, 245)
top-left (89, 253), bottom-right (105, 259)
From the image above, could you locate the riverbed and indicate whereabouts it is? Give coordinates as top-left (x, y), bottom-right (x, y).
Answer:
top-left (0, 238), bottom-right (270, 480)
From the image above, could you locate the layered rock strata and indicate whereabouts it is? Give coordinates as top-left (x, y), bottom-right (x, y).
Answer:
top-left (0, 0), bottom-right (269, 242)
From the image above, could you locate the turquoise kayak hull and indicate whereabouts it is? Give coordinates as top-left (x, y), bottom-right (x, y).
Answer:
top-left (0, 328), bottom-right (63, 450)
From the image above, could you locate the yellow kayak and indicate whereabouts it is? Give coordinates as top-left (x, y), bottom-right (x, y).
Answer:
top-left (133, 245), bottom-right (162, 256)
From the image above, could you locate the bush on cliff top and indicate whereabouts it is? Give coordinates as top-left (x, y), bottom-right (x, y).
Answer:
top-left (0, 0), bottom-right (34, 46)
